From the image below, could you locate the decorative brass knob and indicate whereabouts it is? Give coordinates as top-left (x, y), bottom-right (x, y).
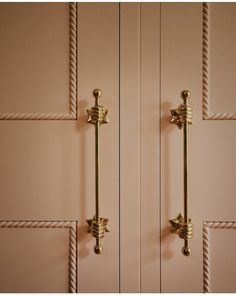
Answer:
top-left (181, 90), bottom-right (191, 100)
top-left (170, 91), bottom-right (193, 129)
top-left (169, 213), bottom-right (193, 256)
top-left (93, 88), bottom-right (102, 99)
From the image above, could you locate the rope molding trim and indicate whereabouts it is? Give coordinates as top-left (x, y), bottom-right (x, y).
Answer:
top-left (0, 3), bottom-right (78, 121)
top-left (203, 221), bottom-right (236, 293)
top-left (202, 3), bottom-right (236, 120)
top-left (0, 220), bottom-right (78, 293)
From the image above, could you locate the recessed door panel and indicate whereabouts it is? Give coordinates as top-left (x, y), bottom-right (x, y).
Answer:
top-left (0, 3), bottom-right (75, 118)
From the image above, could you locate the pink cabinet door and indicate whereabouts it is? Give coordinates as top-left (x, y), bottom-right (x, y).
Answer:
top-left (119, 3), bottom-right (236, 292)
top-left (0, 3), bottom-right (119, 292)
top-left (161, 3), bottom-right (236, 292)
top-left (1, 3), bottom-right (236, 293)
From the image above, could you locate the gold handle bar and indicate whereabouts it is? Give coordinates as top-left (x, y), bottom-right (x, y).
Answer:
top-left (169, 90), bottom-right (193, 256)
top-left (86, 89), bottom-right (109, 254)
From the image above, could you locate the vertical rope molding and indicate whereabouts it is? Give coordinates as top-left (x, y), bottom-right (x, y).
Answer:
top-left (0, 3), bottom-right (78, 120)
top-left (203, 222), bottom-right (210, 293)
top-left (202, 2), bottom-right (210, 119)
top-left (69, 2), bottom-right (78, 118)
top-left (0, 220), bottom-right (77, 293)
top-left (69, 222), bottom-right (77, 293)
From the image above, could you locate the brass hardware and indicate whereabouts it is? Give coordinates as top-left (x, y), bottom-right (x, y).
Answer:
top-left (169, 90), bottom-right (193, 256)
top-left (170, 91), bottom-right (192, 128)
top-left (86, 89), bottom-right (109, 255)
top-left (169, 213), bottom-right (193, 256)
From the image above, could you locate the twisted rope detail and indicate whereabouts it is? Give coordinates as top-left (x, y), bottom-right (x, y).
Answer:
top-left (0, 3), bottom-right (77, 120)
top-left (0, 220), bottom-right (77, 293)
top-left (203, 222), bottom-right (210, 293)
top-left (205, 112), bottom-right (236, 120)
top-left (69, 223), bottom-right (77, 293)
top-left (203, 221), bottom-right (236, 293)
top-left (202, 3), bottom-right (236, 120)
top-left (204, 221), bottom-right (236, 229)
top-left (69, 2), bottom-right (77, 118)
top-left (0, 113), bottom-right (75, 120)
top-left (202, 3), bottom-right (210, 119)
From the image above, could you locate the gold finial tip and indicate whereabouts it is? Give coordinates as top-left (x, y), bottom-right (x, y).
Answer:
top-left (94, 245), bottom-right (103, 255)
top-left (181, 90), bottom-right (191, 100)
top-left (93, 89), bottom-right (102, 99)
top-left (182, 246), bottom-right (191, 256)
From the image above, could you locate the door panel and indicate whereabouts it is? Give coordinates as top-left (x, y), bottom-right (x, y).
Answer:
top-left (0, 3), bottom-right (76, 120)
top-left (161, 3), bottom-right (236, 292)
top-left (203, 222), bottom-right (236, 293)
top-left (0, 3), bottom-right (119, 292)
top-left (0, 223), bottom-right (76, 292)
top-left (205, 3), bottom-right (236, 115)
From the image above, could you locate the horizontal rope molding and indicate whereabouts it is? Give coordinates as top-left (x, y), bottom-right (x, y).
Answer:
top-left (0, 220), bottom-right (75, 228)
top-left (203, 221), bottom-right (236, 293)
top-left (203, 221), bottom-right (236, 229)
top-left (202, 3), bottom-right (236, 120)
top-left (0, 220), bottom-right (77, 293)
top-left (0, 3), bottom-right (78, 121)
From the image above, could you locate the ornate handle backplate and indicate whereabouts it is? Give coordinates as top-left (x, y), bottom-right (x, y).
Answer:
top-left (86, 89), bottom-right (109, 254)
top-left (169, 90), bottom-right (193, 256)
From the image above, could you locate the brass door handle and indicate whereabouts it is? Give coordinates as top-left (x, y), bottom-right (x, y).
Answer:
top-left (86, 89), bottom-right (109, 254)
top-left (169, 90), bottom-right (193, 256)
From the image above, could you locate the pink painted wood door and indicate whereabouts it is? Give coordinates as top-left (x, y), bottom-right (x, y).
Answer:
top-left (1, 3), bottom-right (236, 293)
top-left (0, 3), bottom-right (119, 292)
top-left (119, 3), bottom-right (236, 293)
top-left (161, 3), bottom-right (236, 292)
